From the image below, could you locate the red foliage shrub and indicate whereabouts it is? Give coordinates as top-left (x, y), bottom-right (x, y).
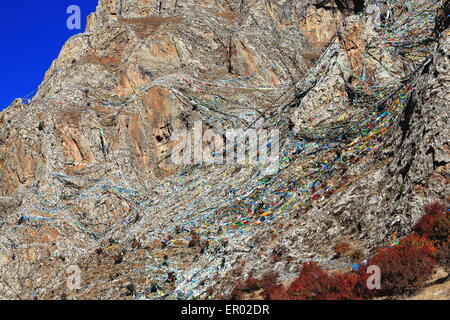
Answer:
top-left (431, 211), bottom-right (450, 243)
top-left (328, 272), bottom-right (368, 300)
top-left (272, 255), bottom-right (282, 263)
top-left (254, 272), bottom-right (286, 300)
top-left (397, 234), bottom-right (438, 255)
top-left (260, 272), bottom-right (279, 289)
top-left (367, 235), bottom-right (437, 296)
top-left (412, 213), bottom-right (436, 236)
top-left (413, 202), bottom-right (449, 244)
top-left (231, 273), bottom-right (262, 300)
top-left (287, 262), bottom-right (328, 300)
top-left (262, 284), bottom-right (289, 300)
top-left (425, 202), bottom-right (447, 215)
top-left (230, 287), bottom-right (243, 300)
top-left (243, 274), bottom-right (261, 291)
top-left (285, 262), bottom-right (365, 300)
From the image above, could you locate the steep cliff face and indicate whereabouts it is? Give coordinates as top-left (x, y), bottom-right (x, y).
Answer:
top-left (0, 0), bottom-right (448, 299)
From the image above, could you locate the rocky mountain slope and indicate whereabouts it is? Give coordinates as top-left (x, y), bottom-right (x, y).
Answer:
top-left (0, 0), bottom-right (448, 299)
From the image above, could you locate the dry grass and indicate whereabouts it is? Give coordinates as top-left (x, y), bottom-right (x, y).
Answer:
top-left (408, 268), bottom-right (450, 300)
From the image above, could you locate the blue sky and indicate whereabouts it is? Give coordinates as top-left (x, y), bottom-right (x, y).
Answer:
top-left (0, 0), bottom-right (98, 111)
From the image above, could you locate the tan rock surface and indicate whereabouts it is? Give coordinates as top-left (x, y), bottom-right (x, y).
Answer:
top-left (0, 0), bottom-right (448, 300)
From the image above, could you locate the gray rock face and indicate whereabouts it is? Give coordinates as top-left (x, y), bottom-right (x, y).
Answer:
top-left (0, 0), bottom-right (448, 299)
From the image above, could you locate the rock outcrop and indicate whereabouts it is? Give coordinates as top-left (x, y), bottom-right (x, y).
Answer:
top-left (0, 0), bottom-right (448, 299)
